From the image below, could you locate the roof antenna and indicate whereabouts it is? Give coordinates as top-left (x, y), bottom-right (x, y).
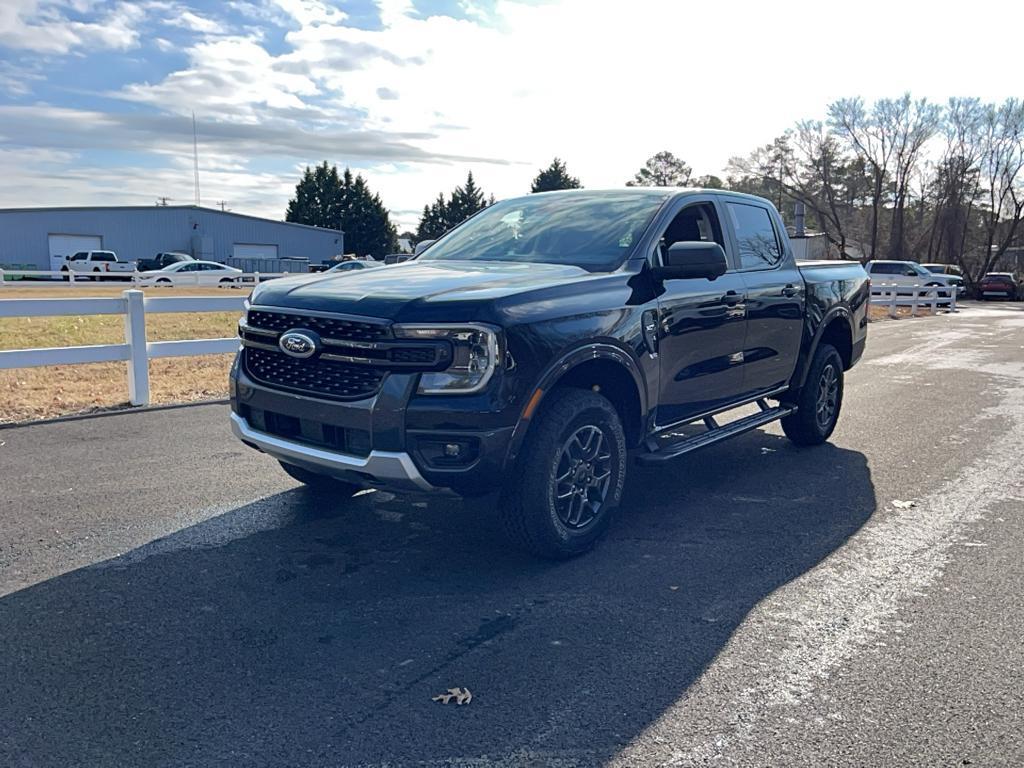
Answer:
top-left (192, 111), bottom-right (200, 206)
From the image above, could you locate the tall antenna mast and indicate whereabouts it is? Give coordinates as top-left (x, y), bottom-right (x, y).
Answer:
top-left (192, 111), bottom-right (200, 206)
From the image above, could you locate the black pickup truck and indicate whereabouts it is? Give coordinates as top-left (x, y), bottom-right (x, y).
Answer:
top-left (230, 189), bottom-right (868, 558)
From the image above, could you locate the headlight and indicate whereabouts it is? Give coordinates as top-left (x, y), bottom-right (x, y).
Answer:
top-left (394, 323), bottom-right (499, 394)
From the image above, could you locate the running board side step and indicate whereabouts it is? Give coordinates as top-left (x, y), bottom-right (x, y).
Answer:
top-left (636, 405), bottom-right (796, 465)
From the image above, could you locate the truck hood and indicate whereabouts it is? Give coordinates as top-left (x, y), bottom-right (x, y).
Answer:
top-left (248, 260), bottom-right (599, 321)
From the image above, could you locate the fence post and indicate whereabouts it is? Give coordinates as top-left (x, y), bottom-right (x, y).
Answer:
top-left (123, 289), bottom-right (150, 406)
top-left (950, 286), bottom-right (958, 312)
top-left (254, 271), bottom-right (261, 285)
top-left (910, 286), bottom-right (920, 317)
top-left (888, 287), bottom-right (898, 318)
top-left (929, 287), bottom-right (938, 315)
top-left (0, 268), bottom-right (5, 287)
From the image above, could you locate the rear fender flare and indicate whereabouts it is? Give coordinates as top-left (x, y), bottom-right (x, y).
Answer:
top-left (791, 306), bottom-right (854, 391)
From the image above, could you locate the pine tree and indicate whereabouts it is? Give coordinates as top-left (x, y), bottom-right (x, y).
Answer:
top-left (285, 162), bottom-right (397, 258)
top-left (285, 161), bottom-right (343, 228)
top-left (447, 171), bottom-right (487, 225)
top-left (416, 194), bottom-right (450, 241)
top-left (340, 173), bottom-right (397, 259)
top-left (531, 157), bottom-right (582, 192)
top-left (416, 172), bottom-right (492, 238)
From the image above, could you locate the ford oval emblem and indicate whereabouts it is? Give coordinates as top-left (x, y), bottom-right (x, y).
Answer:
top-left (278, 330), bottom-right (318, 359)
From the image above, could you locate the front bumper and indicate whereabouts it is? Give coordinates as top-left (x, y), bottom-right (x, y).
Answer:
top-left (230, 357), bottom-right (516, 496)
top-left (230, 411), bottom-right (433, 492)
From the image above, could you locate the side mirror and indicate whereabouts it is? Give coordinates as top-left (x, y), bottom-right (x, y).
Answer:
top-left (652, 242), bottom-right (728, 281)
top-left (413, 239), bottom-right (436, 256)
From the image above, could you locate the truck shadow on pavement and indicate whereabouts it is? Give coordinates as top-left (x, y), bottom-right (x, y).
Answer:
top-left (0, 430), bottom-right (875, 766)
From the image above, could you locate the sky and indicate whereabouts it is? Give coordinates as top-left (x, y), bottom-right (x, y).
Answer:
top-left (0, 0), bottom-right (1021, 231)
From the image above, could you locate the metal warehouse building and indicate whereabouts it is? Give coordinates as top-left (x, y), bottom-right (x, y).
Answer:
top-left (0, 205), bottom-right (344, 271)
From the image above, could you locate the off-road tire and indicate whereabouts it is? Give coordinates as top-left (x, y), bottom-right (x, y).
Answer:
top-left (781, 343), bottom-right (844, 446)
top-left (279, 460), bottom-right (360, 496)
top-left (499, 389), bottom-right (627, 559)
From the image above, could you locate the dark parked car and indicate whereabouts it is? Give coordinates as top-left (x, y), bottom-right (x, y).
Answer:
top-left (230, 189), bottom-right (869, 558)
top-left (136, 251), bottom-right (194, 272)
top-left (978, 272), bottom-right (1022, 301)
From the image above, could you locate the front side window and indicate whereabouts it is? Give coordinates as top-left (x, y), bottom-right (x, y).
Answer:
top-left (656, 202), bottom-right (725, 264)
top-left (726, 203), bottom-right (782, 270)
top-left (419, 191), bottom-right (671, 272)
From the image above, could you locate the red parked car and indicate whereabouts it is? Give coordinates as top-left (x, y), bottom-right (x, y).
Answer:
top-left (978, 272), bottom-right (1022, 301)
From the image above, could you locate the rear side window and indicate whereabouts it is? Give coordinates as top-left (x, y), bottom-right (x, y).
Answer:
top-left (93, 252), bottom-right (115, 262)
top-left (870, 263), bottom-right (897, 275)
top-left (726, 203), bottom-right (782, 269)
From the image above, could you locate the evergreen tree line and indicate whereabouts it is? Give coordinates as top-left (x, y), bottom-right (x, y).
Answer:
top-left (285, 96), bottom-right (1024, 282)
top-left (285, 163), bottom-right (397, 260)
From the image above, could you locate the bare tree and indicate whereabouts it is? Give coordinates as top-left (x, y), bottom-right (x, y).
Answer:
top-left (927, 98), bottom-right (985, 274)
top-left (627, 151), bottom-right (693, 187)
top-left (727, 126), bottom-right (865, 259)
top-left (878, 95), bottom-right (942, 260)
top-left (828, 97), bottom-right (897, 260)
top-left (789, 120), bottom-right (856, 257)
top-left (976, 98), bottom-right (1024, 278)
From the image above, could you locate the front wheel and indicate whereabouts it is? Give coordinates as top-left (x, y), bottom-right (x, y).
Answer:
top-left (781, 343), bottom-right (844, 446)
top-left (499, 389), bottom-right (626, 559)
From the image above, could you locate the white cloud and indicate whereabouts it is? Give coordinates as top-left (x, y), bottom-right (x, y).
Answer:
top-left (0, 0), bottom-right (143, 53)
top-left (163, 9), bottom-right (226, 35)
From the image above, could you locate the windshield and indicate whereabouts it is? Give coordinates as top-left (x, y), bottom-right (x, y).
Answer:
top-left (419, 191), bottom-right (670, 271)
top-left (913, 264), bottom-right (933, 277)
top-left (923, 265), bottom-right (943, 273)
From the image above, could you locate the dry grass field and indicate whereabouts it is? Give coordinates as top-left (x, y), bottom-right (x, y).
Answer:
top-left (1, 284), bottom-right (244, 423)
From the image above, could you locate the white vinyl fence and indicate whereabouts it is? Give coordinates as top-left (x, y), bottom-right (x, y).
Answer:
top-left (0, 289), bottom-right (245, 406)
top-left (0, 268), bottom-right (287, 287)
top-left (870, 283), bottom-right (959, 318)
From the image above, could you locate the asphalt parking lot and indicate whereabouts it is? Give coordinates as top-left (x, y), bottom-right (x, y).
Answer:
top-left (2, 302), bottom-right (1023, 767)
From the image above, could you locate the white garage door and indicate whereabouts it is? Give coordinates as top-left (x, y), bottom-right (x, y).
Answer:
top-left (232, 243), bottom-right (279, 259)
top-left (48, 234), bottom-right (102, 270)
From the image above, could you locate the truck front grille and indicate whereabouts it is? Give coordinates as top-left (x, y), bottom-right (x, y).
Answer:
top-left (244, 347), bottom-right (387, 400)
top-left (246, 309), bottom-right (390, 342)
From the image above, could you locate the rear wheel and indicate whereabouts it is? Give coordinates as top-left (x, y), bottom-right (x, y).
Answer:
top-left (278, 460), bottom-right (360, 496)
top-left (499, 389), bottom-right (626, 559)
top-left (781, 343), bottom-right (844, 446)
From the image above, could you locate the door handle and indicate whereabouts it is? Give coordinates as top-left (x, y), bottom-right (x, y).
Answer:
top-left (722, 290), bottom-right (744, 306)
top-left (781, 284), bottom-right (799, 297)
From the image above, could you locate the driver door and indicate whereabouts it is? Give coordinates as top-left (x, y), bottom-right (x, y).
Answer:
top-left (652, 198), bottom-right (748, 427)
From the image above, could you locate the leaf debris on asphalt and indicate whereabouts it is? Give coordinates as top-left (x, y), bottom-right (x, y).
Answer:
top-left (432, 687), bottom-right (473, 705)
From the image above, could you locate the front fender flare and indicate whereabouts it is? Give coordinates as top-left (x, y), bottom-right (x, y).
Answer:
top-left (504, 342), bottom-right (648, 467)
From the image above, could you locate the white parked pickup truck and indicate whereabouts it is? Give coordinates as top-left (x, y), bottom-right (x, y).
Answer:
top-left (61, 250), bottom-right (136, 281)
